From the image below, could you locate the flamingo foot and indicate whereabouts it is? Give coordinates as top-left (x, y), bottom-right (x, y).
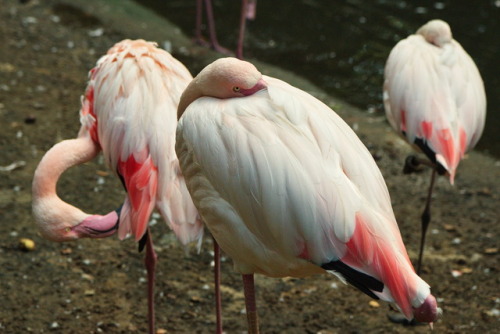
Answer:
top-left (194, 36), bottom-right (234, 56)
top-left (403, 155), bottom-right (426, 174)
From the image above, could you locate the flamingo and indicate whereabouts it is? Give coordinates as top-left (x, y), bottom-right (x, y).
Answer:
top-left (175, 57), bottom-right (440, 333)
top-left (383, 19), bottom-right (487, 274)
top-left (195, 0), bottom-right (257, 58)
top-left (32, 39), bottom-right (205, 334)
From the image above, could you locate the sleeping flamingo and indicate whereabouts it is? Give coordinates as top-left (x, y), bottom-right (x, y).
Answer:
top-left (175, 57), bottom-right (440, 333)
top-left (195, 0), bottom-right (257, 58)
top-left (32, 39), bottom-right (205, 334)
top-left (383, 19), bottom-right (487, 274)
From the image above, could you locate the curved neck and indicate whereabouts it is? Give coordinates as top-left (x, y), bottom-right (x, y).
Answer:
top-left (177, 77), bottom-right (201, 119)
top-left (33, 136), bottom-right (100, 199)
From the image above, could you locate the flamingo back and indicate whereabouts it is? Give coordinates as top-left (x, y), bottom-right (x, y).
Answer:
top-left (80, 39), bottom-right (203, 244)
top-left (383, 20), bottom-right (486, 182)
top-left (177, 76), bottom-right (432, 318)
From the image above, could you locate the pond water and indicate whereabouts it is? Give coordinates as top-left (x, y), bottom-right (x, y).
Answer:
top-left (137, 0), bottom-right (499, 158)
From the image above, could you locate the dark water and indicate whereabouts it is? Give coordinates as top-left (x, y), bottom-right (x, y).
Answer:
top-left (137, 0), bottom-right (499, 158)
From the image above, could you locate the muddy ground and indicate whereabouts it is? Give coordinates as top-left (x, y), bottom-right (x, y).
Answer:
top-left (0, 0), bottom-right (499, 333)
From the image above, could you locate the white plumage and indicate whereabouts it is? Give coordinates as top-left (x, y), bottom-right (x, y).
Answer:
top-left (383, 19), bottom-right (486, 182)
top-left (79, 40), bottom-right (203, 244)
top-left (176, 58), bottom-right (438, 324)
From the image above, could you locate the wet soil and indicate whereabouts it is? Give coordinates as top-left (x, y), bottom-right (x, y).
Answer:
top-left (0, 0), bottom-right (499, 333)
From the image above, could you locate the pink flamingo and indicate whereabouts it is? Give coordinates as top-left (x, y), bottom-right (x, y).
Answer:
top-left (383, 19), bottom-right (487, 274)
top-left (32, 40), bottom-right (205, 334)
top-left (195, 0), bottom-right (257, 58)
top-left (176, 57), bottom-right (440, 333)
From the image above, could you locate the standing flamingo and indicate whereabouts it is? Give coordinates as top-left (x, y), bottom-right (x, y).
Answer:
top-left (32, 40), bottom-right (205, 334)
top-left (195, 0), bottom-right (257, 58)
top-left (176, 57), bottom-right (440, 333)
top-left (383, 19), bottom-right (487, 274)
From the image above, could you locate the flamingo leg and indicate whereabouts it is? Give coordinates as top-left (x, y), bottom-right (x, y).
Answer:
top-left (195, 0), bottom-right (232, 55)
top-left (195, 0), bottom-right (204, 42)
top-left (144, 228), bottom-right (157, 334)
top-left (236, 0), bottom-right (248, 59)
top-left (213, 237), bottom-right (223, 334)
top-left (416, 168), bottom-right (437, 275)
top-left (242, 274), bottom-right (259, 334)
top-left (236, 0), bottom-right (257, 59)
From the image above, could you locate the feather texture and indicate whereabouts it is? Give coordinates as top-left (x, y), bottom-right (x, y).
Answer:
top-left (81, 39), bottom-right (203, 244)
top-left (177, 71), bottom-right (433, 319)
top-left (384, 20), bottom-right (486, 182)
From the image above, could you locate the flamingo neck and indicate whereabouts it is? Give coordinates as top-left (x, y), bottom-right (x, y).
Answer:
top-left (33, 136), bottom-right (99, 198)
top-left (32, 136), bottom-right (101, 241)
top-left (177, 76), bottom-right (202, 119)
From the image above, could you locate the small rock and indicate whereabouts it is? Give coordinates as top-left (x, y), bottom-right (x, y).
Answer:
top-left (60, 248), bottom-right (72, 255)
top-left (96, 170), bottom-right (109, 177)
top-left (484, 248), bottom-right (498, 255)
top-left (81, 273), bottom-right (94, 281)
top-left (84, 289), bottom-right (95, 296)
top-left (190, 295), bottom-right (201, 303)
top-left (461, 267), bottom-right (473, 274)
top-left (19, 238), bottom-right (35, 251)
top-left (485, 308), bottom-right (500, 317)
top-left (477, 188), bottom-right (492, 196)
top-left (24, 115), bottom-right (36, 124)
top-left (443, 224), bottom-right (456, 232)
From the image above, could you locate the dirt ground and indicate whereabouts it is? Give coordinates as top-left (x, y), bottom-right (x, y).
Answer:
top-left (0, 0), bottom-right (499, 333)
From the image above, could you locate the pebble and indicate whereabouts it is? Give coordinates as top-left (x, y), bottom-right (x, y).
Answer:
top-left (84, 289), bottom-right (95, 296)
top-left (19, 238), bottom-right (35, 251)
top-left (484, 248), bottom-right (498, 255)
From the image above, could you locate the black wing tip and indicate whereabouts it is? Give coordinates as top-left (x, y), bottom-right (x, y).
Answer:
top-left (404, 133), bottom-right (447, 175)
top-left (322, 260), bottom-right (384, 300)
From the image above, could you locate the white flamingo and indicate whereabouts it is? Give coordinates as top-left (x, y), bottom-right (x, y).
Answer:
top-left (176, 57), bottom-right (440, 333)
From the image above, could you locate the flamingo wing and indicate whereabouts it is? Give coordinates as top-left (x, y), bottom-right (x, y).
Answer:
top-left (177, 77), bottom-right (428, 317)
top-left (383, 32), bottom-right (486, 180)
top-left (81, 40), bottom-right (202, 243)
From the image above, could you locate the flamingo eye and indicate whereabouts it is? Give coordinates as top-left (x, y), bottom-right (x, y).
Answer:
top-left (233, 86), bottom-right (240, 92)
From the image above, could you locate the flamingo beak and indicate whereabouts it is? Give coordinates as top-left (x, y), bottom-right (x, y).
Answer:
top-left (71, 206), bottom-right (121, 238)
top-left (240, 78), bottom-right (268, 96)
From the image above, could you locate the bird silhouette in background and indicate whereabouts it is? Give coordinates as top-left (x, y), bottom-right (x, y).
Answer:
top-left (176, 57), bottom-right (440, 333)
top-left (32, 39), bottom-right (205, 334)
top-left (195, 0), bottom-right (257, 58)
top-left (383, 19), bottom-right (486, 274)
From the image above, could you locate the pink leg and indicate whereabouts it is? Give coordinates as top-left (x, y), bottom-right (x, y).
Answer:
top-left (416, 168), bottom-right (437, 275)
top-left (242, 274), bottom-right (259, 334)
top-left (195, 0), bottom-right (232, 55)
top-left (144, 228), bottom-right (157, 334)
top-left (213, 237), bottom-right (223, 333)
top-left (195, 0), bottom-right (203, 42)
top-left (236, 0), bottom-right (257, 59)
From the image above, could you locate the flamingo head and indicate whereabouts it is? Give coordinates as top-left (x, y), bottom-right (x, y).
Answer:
top-left (178, 57), bottom-right (268, 118)
top-left (417, 19), bottom-right (452, 47)
top-left (33, 197), bottom-right (119, 242)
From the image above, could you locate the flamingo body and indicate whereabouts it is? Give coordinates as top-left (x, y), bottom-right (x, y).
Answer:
top-left (383, 19), bottom-right (486, 183)
top-left (176, 58), bottom-right (438, 322)
top-left (33, 39), bottom-right (205, 333)
top-left (80, 40), bottom-right (203, 243)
